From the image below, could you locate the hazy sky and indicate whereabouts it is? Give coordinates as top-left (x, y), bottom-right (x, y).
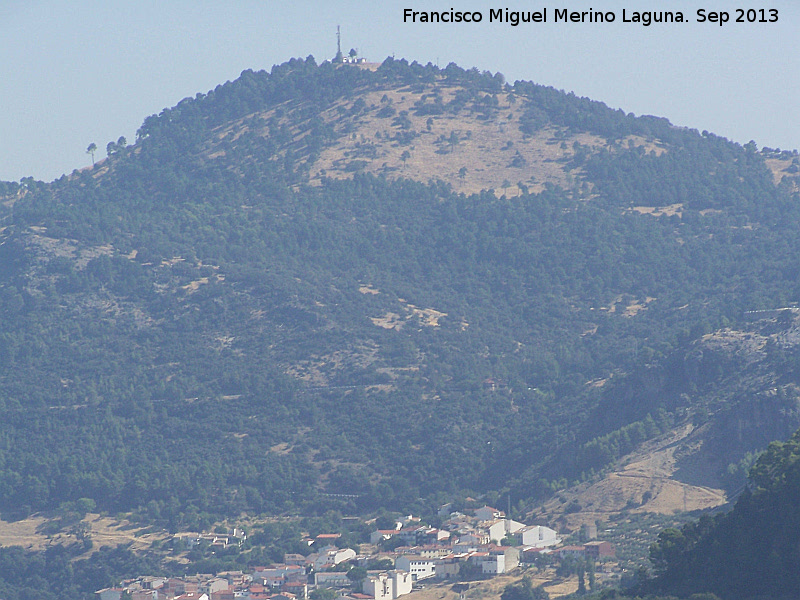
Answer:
top-left (3, 1), bottom-right (799, 182)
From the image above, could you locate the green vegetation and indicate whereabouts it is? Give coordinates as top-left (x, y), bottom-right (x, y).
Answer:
top-left (501, 576), bottom-right (549, 600)
top-left (0, 545), bottom-right (161, 600)
top-left (0, 57), bottom-right (797, 543)
top-left (644, 429), bottom-right (800, 600)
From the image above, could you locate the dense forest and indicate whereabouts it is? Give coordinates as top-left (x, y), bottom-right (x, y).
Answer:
top-left (0, 56), bottom-right (799, 535)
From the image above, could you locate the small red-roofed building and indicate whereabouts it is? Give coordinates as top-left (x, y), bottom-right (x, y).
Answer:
top-left (248, 585), bottom-right (266, 595)
top-left (282, 581), bottom-right (308, 598)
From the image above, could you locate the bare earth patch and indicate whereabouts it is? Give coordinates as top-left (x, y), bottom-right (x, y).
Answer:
top-left (371, 312), bottom-right (406, 330)
top-left (0, 515), bottom-right (48, 549)
top-left (208, 80), bottom-right (670, 200)
top-left (629, 203), bottom-right (683, 218)
top-left (0, 513), bottom-right (165, 553)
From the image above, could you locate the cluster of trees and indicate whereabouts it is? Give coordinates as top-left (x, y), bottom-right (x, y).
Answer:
top-left (0, 544), bottom-right (162, 600)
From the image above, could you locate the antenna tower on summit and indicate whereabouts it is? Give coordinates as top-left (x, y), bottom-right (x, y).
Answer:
top-left (335, 25), bottom-right (343, 62)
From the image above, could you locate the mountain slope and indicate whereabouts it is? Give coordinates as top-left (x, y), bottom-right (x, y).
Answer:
top-left (1, 56), bottom-right (799, 524)
top-left (647, 427), bottom-right (800, 599)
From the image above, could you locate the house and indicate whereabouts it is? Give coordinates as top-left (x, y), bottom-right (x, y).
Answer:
top-left (204, 579), bottom-right (229, 594)
top-left (469, 547), bottom-right (519, 575)
top-left (514, 525), bottom-right (560, 549)
top-left (431, 554), bottom-right (469, 580)
top-left (285, 554), bottom-right (307, 566)
top-left (484, 520), bottom-right (506, 544)
top-left (313, 572), bottom-right (351, 588)
top-left (390, 571), bottom-right (412, 597)
top-left (141, 578), bottom-right (168, 590)
top-left (474, 506), bottom-right (505, 522)
top-left (363, 573), bottom-right (393, 600)
top-left (583, 541), bottom-right (615, 560)
top-left (394, 556), bottom-right (436, 581)
top-left (362, 571), bottom-right (412, 600)
top-left (452, 541), bottom-right (480, 554)
top-left (217, 571), bottom-right (251, 587)
top-left (165, 579), bottom-right (193, 596)
top-left (248, 585), bottom-right (267, 596)
top-left (285, 567), bottom-right (309, 583)
top-left (403, 545), bottom-right (451, 559)
top-left (477, 554), bottom-right (504, 575)
top-left (494, 546), bottom-right (519, 572)
top-left (164, 579), bottom-right (200, 596)
top-left (254, 564), bottom-right (306, 587)
top-left (96, 588), bottom-right (124, 600)
top-left (282, 581), bottom-right (308, 599)
top-left (313, 547), bottom-right (357, 569)
top-left (505, 520), bottom-right (526, 535)
top-left (174, 594), bottom-right (209, 600)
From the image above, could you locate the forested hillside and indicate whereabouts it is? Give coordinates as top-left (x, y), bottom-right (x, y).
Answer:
top-left (1, 56), bottom-right (799, 529)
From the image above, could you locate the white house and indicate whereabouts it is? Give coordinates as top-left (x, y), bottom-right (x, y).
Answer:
top-left (394, 556), bottom-right (436, 581)
top-left (362, 571), bottom-right (412, 600)
top-left (314, 572), bottom-right (351, 588)
top-left (515, 525), bottom-right (560, 549)
top-left (313, 548), bottom-right (357, 570)
top-left (504, 519), bottom-right (526, 535)
top-left (364, 573), bottom-right (394, 600)
top-left (96, 589), bottom-right (124, 600)
top-left (478, 553), bottom-right (505, 575)
top-left (390, 571), bottom-right (412, 597)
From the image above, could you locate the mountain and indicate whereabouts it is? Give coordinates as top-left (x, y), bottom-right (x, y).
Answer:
top-left (1, 56), bottom-right (800, 528)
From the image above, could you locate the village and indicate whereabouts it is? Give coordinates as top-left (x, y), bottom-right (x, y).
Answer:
top-left (95, 506), bottom-right (615, 600)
